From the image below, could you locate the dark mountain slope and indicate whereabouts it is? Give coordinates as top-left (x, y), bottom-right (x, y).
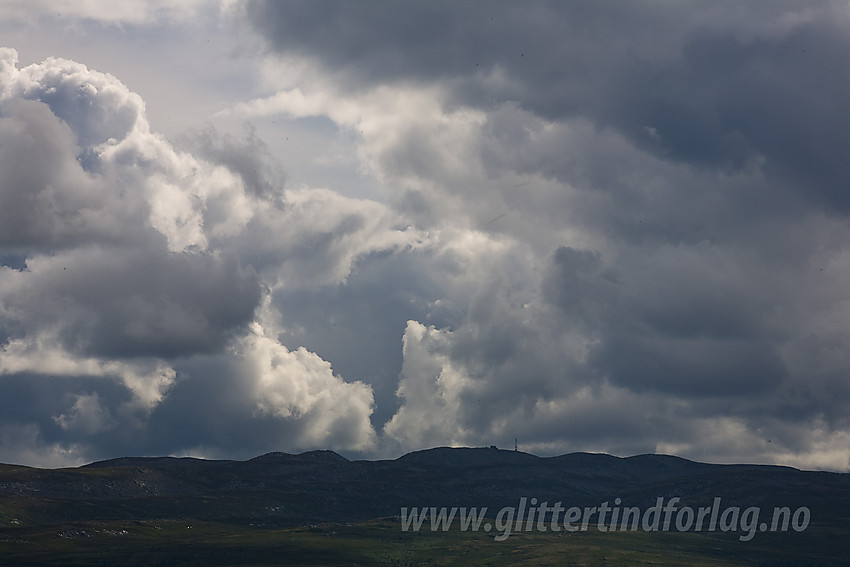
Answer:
top-left (0, 447), bottom-right (847, 531)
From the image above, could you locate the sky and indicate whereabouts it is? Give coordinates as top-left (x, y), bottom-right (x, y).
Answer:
top-left (1, 1), bottom-right (850, 471)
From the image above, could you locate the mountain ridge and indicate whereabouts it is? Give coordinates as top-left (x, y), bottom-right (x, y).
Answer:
top-left (1, 446), bottom-right (846, 530)
top-left (66, 446), bottom-right (824, 473)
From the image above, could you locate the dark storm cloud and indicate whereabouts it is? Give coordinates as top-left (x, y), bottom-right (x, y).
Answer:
top-left (0, 373), bottom-right (130, 427)
top-left (543, 244), bottom-right (787, 397)
top-left (246, 0), bottom-right (850, 211)
top-left (592, 335), bottom-right (785, 396)
top-left (543, 246), bottom-right (618, 330)
top-left (4, 247), bottom-right (261, 359)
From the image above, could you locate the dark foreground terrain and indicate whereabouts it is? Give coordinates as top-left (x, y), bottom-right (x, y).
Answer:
top-left (1, 447), bottom-right (847, 565)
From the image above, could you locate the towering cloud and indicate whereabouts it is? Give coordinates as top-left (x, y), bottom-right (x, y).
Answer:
top-left (0, 47), bottom-right (396, 466)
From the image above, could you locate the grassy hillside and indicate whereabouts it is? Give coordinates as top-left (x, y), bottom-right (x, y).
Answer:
top-left (0, 447), bottom-right (847, 565)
